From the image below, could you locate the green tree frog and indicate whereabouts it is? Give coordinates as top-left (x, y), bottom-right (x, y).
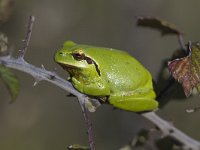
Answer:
top-left (54, 41), bottom-right (158, 112)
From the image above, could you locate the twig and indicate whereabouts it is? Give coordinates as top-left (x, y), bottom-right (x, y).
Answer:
top-left (142, 111), bottom-right (200, 150)
top-left (0, 56), bottom-right (80, 95)
top-left (19, 16), bottom-right (35, 59)
top-left (8, 16), bottom-right (96, 150)
top-left (78, 97), bottom-right (95, 150)
top-left (177, 33), bottom-right (186, 51)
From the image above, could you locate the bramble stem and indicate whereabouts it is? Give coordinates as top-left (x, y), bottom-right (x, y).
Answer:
top-left (19, 16), bottom-right (35, 58)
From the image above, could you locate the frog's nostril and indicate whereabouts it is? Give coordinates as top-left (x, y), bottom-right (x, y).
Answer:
top-left (59, 52), bottom-right (66, 56)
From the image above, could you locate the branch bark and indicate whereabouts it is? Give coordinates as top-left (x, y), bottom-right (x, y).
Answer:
top-left (142, 112), bottom-right (200, 150)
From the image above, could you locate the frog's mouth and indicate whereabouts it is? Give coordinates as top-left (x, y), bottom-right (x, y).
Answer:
top-left (57, 63), bottom-right (79, 71)
top-left (57, 63), bottom-right (83, 77)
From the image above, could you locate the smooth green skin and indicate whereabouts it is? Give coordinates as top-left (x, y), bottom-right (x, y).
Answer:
top-left (54, 41), bottom-right (158, 112)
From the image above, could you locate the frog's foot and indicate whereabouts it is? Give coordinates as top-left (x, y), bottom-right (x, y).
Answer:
top-left (108, 96), bottom-right (158, 112)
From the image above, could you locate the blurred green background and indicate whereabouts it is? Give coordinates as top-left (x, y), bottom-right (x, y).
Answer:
top-left (1, 0), bottom-right (200, 150)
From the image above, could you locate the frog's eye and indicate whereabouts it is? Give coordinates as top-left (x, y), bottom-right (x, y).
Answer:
top-left (72, 52), bottom-right (85, 61)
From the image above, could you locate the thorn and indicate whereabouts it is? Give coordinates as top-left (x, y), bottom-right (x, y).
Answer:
top-left (41, 64), bottom-right (45, 70)
top-left (33, 76), bottom-right (42, 87)
top-left (149, 127), bottom-right (158, 132)
top-left (186, 109), bottom-right (194, 113)
top-left (160, 132), bottom-right (168, 138)
top-left (53, 67), bottom-right (57, 71)
top-left (186, 106), bottom-right (200, 113)
top-left (33, 81), bottom-right (38, 87)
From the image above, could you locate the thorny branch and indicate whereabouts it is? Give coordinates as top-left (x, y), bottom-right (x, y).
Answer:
top-left (1, 16), bottom-right (200, 150)
top-left (142, 112), bottom-right (200, 150)
top-left (4, 16), bottom-right (96, 150)
top-left (19, 16), bottom-right (35, 58)
top-left (78, 97), bottom-right (95, 150)
top-left (0, 56), bottom-right (96, 150)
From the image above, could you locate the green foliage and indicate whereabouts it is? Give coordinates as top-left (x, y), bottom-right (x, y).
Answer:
top-left (0, 32), bottom-right (19, 102)
top-left (0, 65), bottom-right (19, 102)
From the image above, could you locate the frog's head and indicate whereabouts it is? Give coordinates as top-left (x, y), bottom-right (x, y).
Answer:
top-left (54, 41), bottom-right (101, 77)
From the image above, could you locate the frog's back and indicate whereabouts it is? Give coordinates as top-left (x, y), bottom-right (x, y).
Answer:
top-left (75, 45), bottom-right (153, 96)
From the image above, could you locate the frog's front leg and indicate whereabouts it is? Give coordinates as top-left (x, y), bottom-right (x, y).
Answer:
top-left (71, 77), bottom-right (110, 96)
top-left (108, 94), bottom-right (158, 112)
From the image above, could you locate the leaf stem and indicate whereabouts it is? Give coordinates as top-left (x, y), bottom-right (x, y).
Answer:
top-left (177, 34), bottom-right (186, 51)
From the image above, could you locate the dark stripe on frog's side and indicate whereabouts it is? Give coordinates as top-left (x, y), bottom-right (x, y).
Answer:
top-left (85, 56), bottom-right (101, 76)
top-left (70, 50), bottom-right (101, 76)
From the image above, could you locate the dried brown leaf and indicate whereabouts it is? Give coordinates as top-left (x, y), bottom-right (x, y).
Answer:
top-left (137, 16), bottom-right (182, 36)
top-left (0, 0), bottom-right (14, 24)
top-left (168, 42), bottom-right (200, 97)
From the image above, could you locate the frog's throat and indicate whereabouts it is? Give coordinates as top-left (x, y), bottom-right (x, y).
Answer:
top-left (56, 62), bottom-right (77, 72)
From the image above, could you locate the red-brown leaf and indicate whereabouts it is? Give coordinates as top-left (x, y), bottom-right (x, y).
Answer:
top-left (168, 42), bottom-right (200, 97)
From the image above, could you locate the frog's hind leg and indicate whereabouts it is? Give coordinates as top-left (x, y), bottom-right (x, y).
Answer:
top-left (108, 96), bottom-right (158, 112)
